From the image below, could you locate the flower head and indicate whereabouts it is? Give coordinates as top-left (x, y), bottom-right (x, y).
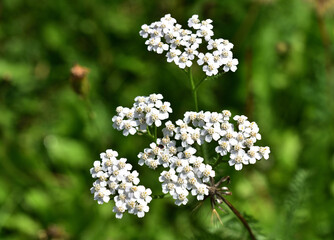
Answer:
top-left (140, 14), bottom-right (238, 76)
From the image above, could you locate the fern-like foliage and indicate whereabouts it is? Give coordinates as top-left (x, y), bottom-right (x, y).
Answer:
top-left (272, 169), bottom-right (311, 240)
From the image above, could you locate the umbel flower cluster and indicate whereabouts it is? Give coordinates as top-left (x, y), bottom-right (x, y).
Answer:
top-left (139, 14), bottom-right (238, 76)
top-left (106, 94), bottom-right (270, 209)
top-left (90, 149), bottom-right (152, 218)
top-left (112, 93), bottom-right (172, 136)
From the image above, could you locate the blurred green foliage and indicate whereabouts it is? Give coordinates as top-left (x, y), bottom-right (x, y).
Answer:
top-left (0, 0), bottom-right (334, 239)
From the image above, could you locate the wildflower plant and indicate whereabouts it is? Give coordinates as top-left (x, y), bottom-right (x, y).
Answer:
top-left (90, 14), bottom-right (270, 239)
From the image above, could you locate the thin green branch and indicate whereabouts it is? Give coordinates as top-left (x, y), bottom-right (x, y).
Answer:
top-left (154, 126), bottom-right (157, 141)
top-left (212, 155), bottom-right (221, 168)
top-left (212, 156), bottom-right (229, 168)
top-left (195, 76), bottom-right (208, 91)
top-left (146, 127), bottom-right (155, 141)
top-left (195, 72), bottom-right (225, 91)
top-left (201, 143), bottom-right (209, 164)
top-left (187, 67), bottom-right (199, 112)
top-left (152, 194), bottom-right (169, 199)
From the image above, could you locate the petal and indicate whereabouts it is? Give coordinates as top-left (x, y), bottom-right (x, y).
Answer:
top-left (129, 128), bottom-right (137, 135)
top-left (235, 163), bottom-right (243, 171)
top-left (137, 212), bottom-right (145, 218)
top-left (197, 195), bottom-right (204, 201)
top-left (123, 129), bottom-right (129, 136)
top-left (249, 158), bottom-right (256, 164)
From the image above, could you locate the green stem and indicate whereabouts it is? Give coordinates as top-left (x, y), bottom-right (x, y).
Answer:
top-left (201, 143), bottom-right (209, 164)
top-left (152, 194), bottom-right (169, 199)
top-left (187, 67), bottom-right (199, 112)
top-left (84, 97), bottom-right (101, 135)
top-left (195, 72), bottom-right (225, 92)
top-left (212, 155), bottom-right (221, 168)
top-left (146, 127), bottom-right (155, 141)
top-left (195, 76), bottom-right (207, 91)
top-left (213, 158), bottom-right (229, 168)
top-left (154, 126), bottom-right (157, 141)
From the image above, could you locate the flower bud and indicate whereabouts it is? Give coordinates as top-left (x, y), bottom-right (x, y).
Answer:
top-left (70, 64), bottom-right (90, 97)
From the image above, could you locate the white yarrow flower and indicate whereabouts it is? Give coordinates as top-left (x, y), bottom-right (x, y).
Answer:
top-left (94, 187), bottom-right (111, 204)
top-left (174, 188), bottom-right (189, 206)
top-left (188, 14), bottom-right (201, 29)
top-left (191, 184), bottom-right (209, 201)
top-left (166, 49), bottom-right (181, 63)
top-left (175, 53), bottom-right (192, 69)
top-left (113, 201), bottom-right (127, 219)
top-left (223, 58), bottom-right (239, 72)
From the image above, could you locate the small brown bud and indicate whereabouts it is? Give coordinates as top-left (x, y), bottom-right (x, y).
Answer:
top-left (70, 64), bottom-right (90, 97)
top-left (70, 64), bottom-right (89, 80)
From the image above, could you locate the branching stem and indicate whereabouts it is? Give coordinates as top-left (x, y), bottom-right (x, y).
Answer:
top-left (146, 127), bottom-right (155, 141)
top-left (195, 76), bottom-right (207, 91)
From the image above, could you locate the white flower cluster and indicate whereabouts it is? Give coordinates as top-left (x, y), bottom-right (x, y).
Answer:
top-left (138, 138), bottom-right (214, 205)
top-left (177, 110), bottom-right (270, 170)
top-left (90, 149), bottom-right (152, 219)
top-left (139, 14), bottom-right (239, 76)
top-left (137, 109), bottom-right (270, 205)
top-left (109, 93), bottom-right (270, 206)
top-left (112, 93), bottom-right (172, 136)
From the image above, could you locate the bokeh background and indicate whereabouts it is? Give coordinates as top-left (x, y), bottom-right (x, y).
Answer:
top-left (0, 0), bottom-right (333, 239)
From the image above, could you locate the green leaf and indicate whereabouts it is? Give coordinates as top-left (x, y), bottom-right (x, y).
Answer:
top-left (44, 135), bottom-right (91, 168)
top-left (4, 213), bottom-right (40, 236)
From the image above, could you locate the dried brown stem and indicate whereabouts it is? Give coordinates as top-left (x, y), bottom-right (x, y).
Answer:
top-left (215, 176), bottom-right (230, 187)
top-left (218, 193), bottom-right (256, 240)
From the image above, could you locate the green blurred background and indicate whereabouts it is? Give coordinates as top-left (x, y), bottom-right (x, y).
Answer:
top-left (0, 0), bottom-right (333, 239)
